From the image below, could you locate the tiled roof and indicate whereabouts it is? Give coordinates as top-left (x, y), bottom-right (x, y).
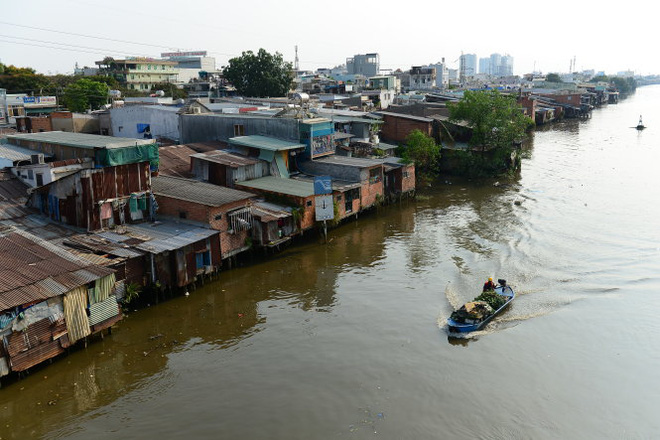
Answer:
top-left (152, 175), bottom-right (255, 206)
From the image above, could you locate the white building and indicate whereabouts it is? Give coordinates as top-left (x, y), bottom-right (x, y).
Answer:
top-left (109, 105), bottom-right (181, 141)
top-left (161, 51), bottom-right (217, 84)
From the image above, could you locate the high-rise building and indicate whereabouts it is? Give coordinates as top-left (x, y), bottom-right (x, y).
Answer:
top-left (346, 53), bottom-right (380, 77)
top-left (500, 54), bottom-right (514, 76)
top-left (489, 54), bottom-right (502, 75)
top-left (479, 57), bottom-right (490, 75)
top-left (459, 53), bottom-right (477, 80)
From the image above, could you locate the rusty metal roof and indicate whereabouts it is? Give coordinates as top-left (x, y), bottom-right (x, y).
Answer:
top-left (0, 227), bottom-right (115, 311)
top-left (190, 149), bottom-right (261, 167)
top-left (0, 171), bottom-right (30, 221)
top-left (157, 144), bottom-right (196, 178)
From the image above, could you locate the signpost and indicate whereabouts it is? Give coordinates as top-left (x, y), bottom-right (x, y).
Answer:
top-left (314, 176), bottom-right (334, 242)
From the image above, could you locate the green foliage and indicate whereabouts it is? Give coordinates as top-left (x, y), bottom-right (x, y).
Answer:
top-left (474, 290), bottom-right (507, 310)
top-left (448, 90), bottom-right (529, 177)
top-left (399, 129), bottom-right (441, 184)
top-left (589, 75), bottom-right (609, 83)
top-left (62, 78), bottom-right (109, 112)
top-left (545, 73), bottom-right (562, 83)
top-left (150, 82), bottom-right (187, 100)
top-left (610, 76), bottom-right (637, 94)
top-left (0, 63), bottom-right (50, 93)
top-left (223, 49), bottom-right (293, 97)
top-left (122, 282), bottom-right (142, 307)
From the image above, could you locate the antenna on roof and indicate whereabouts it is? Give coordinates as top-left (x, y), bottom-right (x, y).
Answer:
top-left (294, 45), bottom-right (299, 71)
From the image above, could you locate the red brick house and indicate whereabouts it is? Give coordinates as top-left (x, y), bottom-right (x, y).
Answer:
top-left (152, 175), bottom-right (257, 261)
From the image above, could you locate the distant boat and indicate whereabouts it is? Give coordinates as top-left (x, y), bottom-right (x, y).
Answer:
top-left (636, 115), bottom-right (646, 130)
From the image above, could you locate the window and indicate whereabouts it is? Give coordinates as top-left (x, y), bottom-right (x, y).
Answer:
top-left (227, 207), bottom-right (252, 234)
top-left (179, 211), bottom-right (187, 219)
top-left (27, 170), bottom-right (34, 180)
top-left (369, 168), bottom-right (381, 184)
top-left (36, 173), bottom-right (44, 186)
top-left (403, 171), bottom-right (410, 179)
top-left (233, 124), bottom-right (245, 136)
top-left (214, 213), bottom-right (222, 221)
top-left (195, 250), bottom-right (211, 269)
top-left (306, 200), bottom-right (312, 207)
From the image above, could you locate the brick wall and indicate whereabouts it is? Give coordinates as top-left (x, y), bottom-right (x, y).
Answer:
top-left (380, 114), bottom-right (433, 144)
top-left (401, 164), bottom-right (416, 194)
top-left (29, 117), bottom-right (53, 133)
top-left (155, 196), bottom-right (254, 260)
top-left (360, 179), bottom-right (383, 208)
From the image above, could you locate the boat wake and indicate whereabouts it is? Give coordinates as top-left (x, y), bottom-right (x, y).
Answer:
top-left (439, 283), bottom-right (577, 339)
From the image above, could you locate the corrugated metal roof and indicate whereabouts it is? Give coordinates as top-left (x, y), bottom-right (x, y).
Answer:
top-left (158, 144), bottom-right (196, 178)
top-left (6, 131), bottom-right (155, 150)
top-left (252, 201), bottom-right (292, 222)
top-left (376, 111), bottom-right (433, 123)
top-left (236, 176), bottom-right (315, 198)
top-left (228, 135), bottom-right (305, 151)
top-left (153, 175), bottom-right (255, 207)
top-left (0, 227), bottom-right (114, 310)
top-left (311, 156), bottom-right (384, 169)
top-left (190, 150), bottom-right (260, 167)
top-left (130, 222), bottom-right (220, 254)
top-left (0, 144), bottom-right (53, 162)
top-left (96, 221), bottom-right (219, 254)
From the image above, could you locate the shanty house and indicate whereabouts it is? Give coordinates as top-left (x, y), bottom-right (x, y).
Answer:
top-left (3, 131), bottom-right (159, 172)
top-left (152, 175), bottom-right (256, 261)
top-left (28, 161), bottom-right (153, 231)
top-left (190, 149), bottom-right (268, 188)
top-left (95, 221), bottom-right (221, 289)
top-left (0, 227), bottom-right (119, 378)
top-left (236, 176), bottom-right (317, 232)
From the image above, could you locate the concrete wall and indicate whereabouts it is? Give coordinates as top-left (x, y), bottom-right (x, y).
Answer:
top-left (110, 106), bottom-right (180, 141)
top-left (180, 114), bottom-right (300, 144)
top-left (51, 113), bottom-right (100, 133)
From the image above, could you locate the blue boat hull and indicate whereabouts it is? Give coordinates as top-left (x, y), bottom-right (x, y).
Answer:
top-left (447, 285), bottom-right (515, 333)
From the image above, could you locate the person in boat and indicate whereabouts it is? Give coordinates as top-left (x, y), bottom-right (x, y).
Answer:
top-left (483, 277), bottom-right (496, 292)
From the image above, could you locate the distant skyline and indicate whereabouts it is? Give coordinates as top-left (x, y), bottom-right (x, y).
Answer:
top-left (1, 0), bottom-right (656, 78)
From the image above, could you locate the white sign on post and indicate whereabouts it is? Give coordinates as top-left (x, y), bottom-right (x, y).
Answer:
top-left (315, 195), bottom-right (334, 221)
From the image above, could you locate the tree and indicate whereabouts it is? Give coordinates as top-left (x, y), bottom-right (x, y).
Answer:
top-left (0, 63), bottom-right (50, 94)
top-left (545, 73), bottom-right (562, 83)
top-left (223, 49), bottom-right (293, 97)
top-left (399, 129), bottom-right (441, 185)
top-left (150, 82), bottom-right (187, 100)
top-left (448, 90), bottom-right (531, 176)
top-left (62, 78), bottom-right (109, 112)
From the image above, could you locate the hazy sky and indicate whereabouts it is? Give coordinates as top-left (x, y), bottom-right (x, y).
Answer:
top-left (1, 0), bottom-right (656, 77)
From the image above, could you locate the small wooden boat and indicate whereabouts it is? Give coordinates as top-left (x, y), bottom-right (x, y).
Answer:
top-left (447, 280), bottom-right (515, 333)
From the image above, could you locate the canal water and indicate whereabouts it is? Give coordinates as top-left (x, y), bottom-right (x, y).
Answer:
top-left (2, 86), bottom-right (660, 439)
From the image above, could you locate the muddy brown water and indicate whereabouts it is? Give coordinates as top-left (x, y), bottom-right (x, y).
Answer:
top-left (2, 86), bottom-right (660, 439)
